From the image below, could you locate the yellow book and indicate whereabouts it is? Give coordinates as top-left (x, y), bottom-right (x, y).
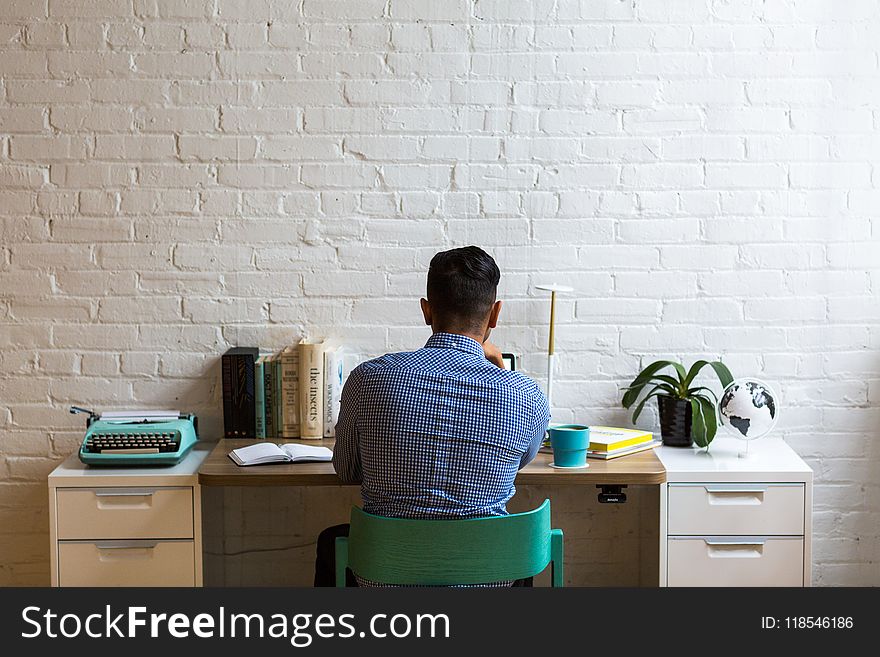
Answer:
top-left (588, 426), bottom-right (654, 452)
top-left (297, 339), bottom-right (325, 440)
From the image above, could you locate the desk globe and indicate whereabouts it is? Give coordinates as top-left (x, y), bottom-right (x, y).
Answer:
top-left (718, 379), bottom-right (779, 458)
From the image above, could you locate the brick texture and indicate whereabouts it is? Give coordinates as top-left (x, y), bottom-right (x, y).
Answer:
top-left (0, 0), bottom-right (878, 586)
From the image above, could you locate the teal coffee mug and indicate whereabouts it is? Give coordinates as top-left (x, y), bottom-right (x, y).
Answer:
top-left (548, 424), bottom-right (590, 468)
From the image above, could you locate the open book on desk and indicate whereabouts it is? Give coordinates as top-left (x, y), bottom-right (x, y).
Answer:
top-left (228, 442), bottom-right (333, 467)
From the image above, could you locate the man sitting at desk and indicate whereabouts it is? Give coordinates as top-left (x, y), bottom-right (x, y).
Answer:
top-left (316, 245), bottom-right (550, 586)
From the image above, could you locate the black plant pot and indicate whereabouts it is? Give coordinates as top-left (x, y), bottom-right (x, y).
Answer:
top-left (658, 396), bottom-right (693, 447)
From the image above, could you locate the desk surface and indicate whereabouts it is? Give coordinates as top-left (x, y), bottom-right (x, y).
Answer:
top-left (198, 439), bottom-right (666, 487)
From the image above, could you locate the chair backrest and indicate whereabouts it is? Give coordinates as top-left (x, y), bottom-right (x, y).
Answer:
top-left (345, 499), bottom-right (558, 586)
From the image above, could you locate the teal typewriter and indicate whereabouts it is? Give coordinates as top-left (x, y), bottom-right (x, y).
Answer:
top-left (71, 407), bottom-right (198, 466)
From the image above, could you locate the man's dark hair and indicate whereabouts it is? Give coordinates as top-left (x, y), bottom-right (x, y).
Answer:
top-left (427, 246), bottom-right (500, 331)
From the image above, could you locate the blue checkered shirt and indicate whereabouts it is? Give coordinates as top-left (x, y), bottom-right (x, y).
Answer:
top-left (332, 332), bottom-right (550, 520)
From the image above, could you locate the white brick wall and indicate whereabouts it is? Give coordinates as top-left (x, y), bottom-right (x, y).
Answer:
top-left (1, 0), bottom-right (878, 586)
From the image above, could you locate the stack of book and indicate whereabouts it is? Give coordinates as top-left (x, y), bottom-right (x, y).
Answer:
top-left (587, 427), bottom-right (660, 460)
top-left (222, 340), bottom-right (347, 441)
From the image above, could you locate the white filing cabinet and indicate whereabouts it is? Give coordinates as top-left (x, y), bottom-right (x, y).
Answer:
top-left (657, 437), bottom-right (812, 587)
top-left (48, 443), bottom-right (210, 587)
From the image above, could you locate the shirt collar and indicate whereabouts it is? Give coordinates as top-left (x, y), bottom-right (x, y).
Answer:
top-left (425, 332), bottom-right (485, 357)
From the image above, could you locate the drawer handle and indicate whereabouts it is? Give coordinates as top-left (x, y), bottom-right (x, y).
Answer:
top-left (704, 538), bottom-right (766, 559)
top-left (704, 539), bottom-right (767, 547)
top-left (705, 487), bottom-right (765, 506)
top-left (95, 540), bottom-right (159, 550)
top-left (704, 486), bottom-right (767, 494)
top-left (94, 489), bottom-right (156, 497)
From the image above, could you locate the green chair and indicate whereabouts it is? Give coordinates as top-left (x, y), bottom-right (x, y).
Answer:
top-left (335, 499), bottom-right (564, 587)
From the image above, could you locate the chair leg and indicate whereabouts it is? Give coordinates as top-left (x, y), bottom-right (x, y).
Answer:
top-left (550, 528), bottom-right (564, 588)
top-left (335, 536), bottom-right (349, 587)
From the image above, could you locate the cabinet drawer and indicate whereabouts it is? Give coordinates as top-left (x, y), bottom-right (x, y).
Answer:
top-left (668, 536), bottom-right (804, 587)
top-left (56, 487), bottom-right (193, 540)
top-left (58, 540), bottom-right (195, 587)
top-left (668, 483), bottom-right (804, 535)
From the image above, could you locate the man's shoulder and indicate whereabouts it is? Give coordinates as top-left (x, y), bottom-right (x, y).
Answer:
top-left (351, 351), bottom-right (417, 375)
top-left (352, 351), bottom-right (546, 402)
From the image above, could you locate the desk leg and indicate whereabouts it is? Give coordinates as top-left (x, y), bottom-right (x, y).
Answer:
top-left (194, 482), bottom-right (203, 587)
top-left (658, 482), bottom-right (667, 587)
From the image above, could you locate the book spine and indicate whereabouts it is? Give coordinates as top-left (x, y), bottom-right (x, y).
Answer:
top-left (263, 356), bottom-right (275, 439)
top-left (274, 357), bottom-right (283, 438)
top-left (323, 349), bottom-right (344, 437)
top-left (221, 350), bottom-right (257, 439)
top-left (221, 354), bottom-right (234, 438)
top-left (254, 358), bottom-right (265, 439)
top-left (298, 341), bottom-right (324, 440)
top-left (280, 348), bottom-right (300, 438)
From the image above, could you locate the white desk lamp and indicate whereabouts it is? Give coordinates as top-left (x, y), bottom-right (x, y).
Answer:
top-left (534, 284), bottom-right (573, 412)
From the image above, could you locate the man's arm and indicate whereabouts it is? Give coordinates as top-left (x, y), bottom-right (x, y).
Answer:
top-left (519, 390), bottom-right (551, 469)
top-left (332, 365), bottom-right (364, 484)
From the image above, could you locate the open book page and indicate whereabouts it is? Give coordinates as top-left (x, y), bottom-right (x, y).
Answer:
top-left (229, 442), bottom-right (288, 466)
top-left (229, 442), bottom-right (333, 466)
top-left (280, 443), bottom-right (333, 462)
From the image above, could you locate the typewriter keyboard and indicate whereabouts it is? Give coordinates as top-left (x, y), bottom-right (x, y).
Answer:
top-left (86, 433), bottom-right (180, 454)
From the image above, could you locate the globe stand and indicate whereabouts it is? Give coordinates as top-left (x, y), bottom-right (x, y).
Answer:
top-left (738, 440), bottom-right (753, 459)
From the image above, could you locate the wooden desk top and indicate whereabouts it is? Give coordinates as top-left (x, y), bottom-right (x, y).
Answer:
top-left (198, 439), bottom-right (666, 487)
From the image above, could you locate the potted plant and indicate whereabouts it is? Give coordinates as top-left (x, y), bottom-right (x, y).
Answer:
top-left (621, 360), bottom-right (734, 449)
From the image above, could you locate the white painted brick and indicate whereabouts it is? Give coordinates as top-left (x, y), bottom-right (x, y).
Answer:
top-left (304, 108), bottom-right (381, 134)
top-left (5, 80), bottom-right (88, 104)
top-left (557, 52), bottom-right (639, 79)
top-left (623, 108), bottom-right (703, 135)
top-left (344, 80), bottom-right (447, 107)
top-left (662, 80), bottom-right (746, 106)
top-left (36, 190), bottom-right (78, 214)
top-left (401, 192), bottom-right (440, 218)
top-left (135, 0), bottom-right (213, 19)
top-left (54, 271), bottom-right (138, 296)
top-left (621, 163), bottom-right (702, 190)
top-left (660, 245), bottom-right (739, 269)
top-left (0, 164), bottom-right (47, 188)
top-left (746, 135), bottom-right (829, 161)
top-left (702, 326), bottom-right (788, 352)
top-left (538, 110), bottom-right (618, 135)
top-left (618, 218), bottom-right (701, 243)
top-left (81, 352), bottom-right (119, 376)
top-left (95, 135), bottom-right (176, 161)
top-left (50, 107), bottom-right (134, 133)
top-left (473, 0), bottom-right (555, 21)
top-left (791, 163), bottom-right (872, 190)
top-left (0, 51), bottom-right (46, 77)
top-left (745, 297), bottom-right (826, 322)
top-left (471, 24), bottom-right (532, 52)
top-left (706, 163), bottom-right (787, 189)
top-left (218, 164), bottom-right (298, 189)
top-left (746, 79), bottom-right (833, 105)
top-left (344, 136), bottom-right (419, 161)
top-left (513, 81), bottom-right (592, 107)
top-left (183, 298), bottom-right (267, 324)
top-left (179, 136), bottom-right (259, 162)
top-left (705, 108), bottom-right (790, 133)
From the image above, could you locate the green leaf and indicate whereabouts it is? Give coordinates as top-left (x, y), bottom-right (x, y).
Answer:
top-left (622, 360), bottom-right (687, 408)
top-left (687, 386), bottom-right (719, 404)
top-left (683, 360), bottom-right (710, 388)
top-left (708, 361), bottom-right (734, 388)
top-left (690, 398), bottom-right (708, 448)
top-left (631, 385), bottom-right (672, 423)
top-left (697, 395), bottom-right (718, 446)
top-left (654, 374), bottom-right (685, 391)
top-left (621, 382), bottom-right (648, 409)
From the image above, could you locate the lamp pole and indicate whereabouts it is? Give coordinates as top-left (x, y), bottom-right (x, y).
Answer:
top-left (535, 284), bottom-right (572, 413)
